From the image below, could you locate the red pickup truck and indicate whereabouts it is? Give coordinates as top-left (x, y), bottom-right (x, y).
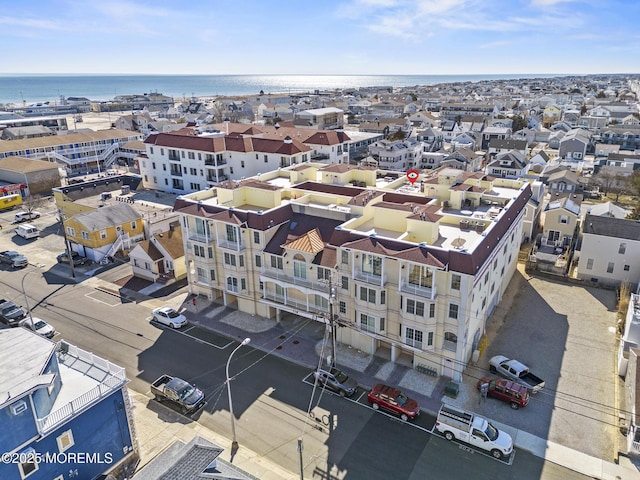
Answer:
top-left (476, 377), bottom-right (529, 409)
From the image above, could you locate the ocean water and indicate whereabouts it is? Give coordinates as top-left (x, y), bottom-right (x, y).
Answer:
top-left (0, 73), bottom-right (562, 106)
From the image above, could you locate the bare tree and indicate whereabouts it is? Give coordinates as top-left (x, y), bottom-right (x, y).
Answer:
top-left (21, 194), bottom-right (49, 213)
top-left (593, 167), bottom-right (617, 196)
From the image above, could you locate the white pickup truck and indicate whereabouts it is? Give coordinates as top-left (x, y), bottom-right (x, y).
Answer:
top-left (489, 355), bottom-right (545, 393)
top-left (434, 404), bottom-right (513, 459)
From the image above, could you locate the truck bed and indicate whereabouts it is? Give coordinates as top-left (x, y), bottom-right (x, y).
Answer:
top-left (151, 374), bottom-right (173, 391)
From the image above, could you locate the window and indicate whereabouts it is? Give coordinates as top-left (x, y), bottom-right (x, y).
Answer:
top-left (254, 231), bottom-right (260, 244)
top-left (429, 303), bottom-right (435, 318)
top-left (448, 303), bottom-right (459, 319)
top-left (255, 255), bottom-right (262, 267)
top-left (341, 251), bottom-right (349, 264)
top-left (241, 278), bottom-right (247, 290)
top-left (239, 255), bottom-right (245, 267)
top-left (226, 224), bottom-right (238, 243)
top-left (339, 301), bottom-right (346, 314)
top-left (18, 449), bottom-right (38, 478)
top-left (451, 274), bottom-right (461, 290)
top-left (227, 276), bottom-right (239, 291)
top-left (341, 276), bottom-right (349, 290)
top-left (241, 161), bottom-right (245, 168)
top-left (559, 215), bottom-right (569, 224)
top-left (188, 152), bottom-right (195, 159)
top-left (624, 265), bottom-right (630, 271)
top-left (208, 247), bottom-right (213, 258)
top-left (131, 221), bottom-right (137, 230)
top-left (293, 257), bottom-right (307, 279)
top-left (315, 295), bottom-right (328, 310)
top-left (57, 429), bottom-right (74, 453)
top-left (224, 252), bottom-right (236, 266)
top-left (193, 245), bottom-right (205, 257)
top-left (359, 287), bottom-right (376, 303)
top-left (210, 269), bottom-right (216, 281)
top-left (619, 243), bottom-right (627, 254)
top-left (406, 299), bottom-right (425, 316)
top-left (380, 317), bottom-right (385, 332)
top-left (271, 256), bottom-right (283, 270)
top-left (380, 290), bottom-right (386, 305)
top-left (607, 262), bottom-right (614, 274)
top-left (406, 327), bottom-right (423, 349)
top-left (362, 254), bottom-right (382, 276)
top-left (317, 267), bottom-right (331, 281)
top-left (196, 267), bottom-right (207, 282)
top-left (586, 258), bottom-right (594, 270)
top-left (100, 230), bottom-right (107, 239)
top-left (81, 231), bottom-right (89, 240)
top-left (264, 154), bottom-right (268, 163)
top-left (408, 264), bottom-right (433, 288)
top-left (427, 331), bottom-right (434, 347)
top-left (360, 313), bottom-right (376, 333)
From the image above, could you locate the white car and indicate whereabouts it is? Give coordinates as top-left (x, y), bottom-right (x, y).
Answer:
top-left (20, 317), bottom-right (55, 338)
top-left (151, 307), bottom-right (187, 328)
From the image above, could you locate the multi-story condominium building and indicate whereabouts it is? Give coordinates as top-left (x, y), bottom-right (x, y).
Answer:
top-left (596, 125), bottom-right (640, 151)
top-left (173, 164), bottom-right (531, 382)
top-left (440, 103), bottom-right (496, 121)
top-left (0, 129), bottom-right (143, 175)
top-left (139, 124), bottom-right (353, 194)
top-left (293, 107), bottom-right (344, 130)
top-left (0, 329), bottom-right (137, 480)
top-left (368, 138), bottom-right (421, 171)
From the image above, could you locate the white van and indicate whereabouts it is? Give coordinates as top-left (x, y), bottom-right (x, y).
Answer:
top-left (16, 224), bottom-right (39, 240)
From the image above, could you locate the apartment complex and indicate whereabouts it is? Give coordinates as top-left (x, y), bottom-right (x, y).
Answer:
top-left (139, 123), bottom-right (352, 194)
top-left (174, 164), bottom-right (531, 381)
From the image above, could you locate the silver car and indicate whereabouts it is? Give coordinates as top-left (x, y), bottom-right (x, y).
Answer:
top-left (313, 367), bottom-right (358, 397)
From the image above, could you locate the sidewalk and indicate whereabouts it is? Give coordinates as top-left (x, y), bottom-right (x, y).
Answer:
top-left (83, 265), bottom-right (640, 480)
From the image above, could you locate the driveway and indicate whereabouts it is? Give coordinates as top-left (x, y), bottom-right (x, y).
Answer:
top-left (449, 264), bottom-right (619, 460)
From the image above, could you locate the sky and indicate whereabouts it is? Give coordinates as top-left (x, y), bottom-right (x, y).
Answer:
top-left (1, 0), bottom-right (639, 75)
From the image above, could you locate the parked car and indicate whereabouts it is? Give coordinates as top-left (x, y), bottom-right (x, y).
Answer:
top-left (20, 317), bottom-right (55, 339)
top-left (151, 374), bottom-right (205, 414)
top-left (367, 383), bottom-right (421, 421)
top-left (56, 251), bottom-right (88, 266)
top-left (0, 250), bottom-right (28, 268)
top-left (489, 355), bottom-right (545, 393)
top-left (0, 299), bottom-right (27, 326)
top-left (476, 376), bottom-right (530, 409)
top-left (312, 367), bottom-right (358, 397)
top-left (151, 307), bottom-right (187, 328)
top-left (14, 211), bottom-right (41, 223)
top-left (434, 404), bottom-right (513, 459)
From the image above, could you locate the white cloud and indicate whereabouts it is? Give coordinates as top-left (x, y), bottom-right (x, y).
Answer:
top-left (0, 16), bottom-right (65, 30)
top-left (478, 40), bottom-right (511, 49)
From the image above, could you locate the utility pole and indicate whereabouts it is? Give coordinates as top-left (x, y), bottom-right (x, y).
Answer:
top-left (297, 438), bottom-right (304, 480)
top-left (58, 210), bottom-right (75, 278)
top-left (328, 278), bottom-right (337, 368)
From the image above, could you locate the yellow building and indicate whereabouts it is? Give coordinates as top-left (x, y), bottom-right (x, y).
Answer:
top-left (64, 202), bottom-right (144, 262)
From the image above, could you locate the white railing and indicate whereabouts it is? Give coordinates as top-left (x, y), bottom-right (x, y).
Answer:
top-left (262, 293), bottom-right (329, 315)
top-left (36, 344), bottom-right (126, 434)
top-left (260, 269), bottom-right (330, 293)
top-left (217, 238), bottom-right (245, 251)
top-left (399, 282), bottom-right (437, 300)
top-left (354, 271), bottom-right (387, 286)
top-left (632, 440), bottom-right (640, 454)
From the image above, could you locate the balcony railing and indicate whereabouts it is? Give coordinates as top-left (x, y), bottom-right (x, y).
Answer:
top-left (217, 238), bottom-right (245, 251)
top-left (260, 269), bottom-right (331, 293)
top-left (36, 343), bottom-right (127, 435)
top-left (632, 440), bottom-right (640, 454)
top-left (168, 153), bottom-right (180, 161)
top-left (262, 293), bottom-right (329, 315)
top-left (399, 282), bottom-right (436, 300)
top-left (443, 340), bottom-right (457, 352)
top-left (354, 271), bottom-right (387, 286)
top-left (170, 169), bottom-right (183, 177)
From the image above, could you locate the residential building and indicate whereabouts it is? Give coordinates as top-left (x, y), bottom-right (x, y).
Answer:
top-left (129, 224), bottom-right (186, 283)
top-left (481, 126), bottom-right (512, 150)
top-left (174, 166), bottom-right (531, 382)
top-left (440, 103), bottom-right (496, 121)
top-left (597, 125), bottom-right (640, 151)
top-left (0, 329), bottom-right (137, 480)
top-left (0, 128), bottom-right (143, 176)
top-left (558, 129), bottom-right (591, 160)
top-left (577, 214), bottom-right (640, 288)
top-left (486, 150), bottom-right (528, 178)
top-left (546, 168), bottom-right (580, 195)
top-left (293, 107), bottom-right (344, 130)
top-left (542, 194), bottom-right (581, 247)
top-left (368, 138), bottom-right (421, 171)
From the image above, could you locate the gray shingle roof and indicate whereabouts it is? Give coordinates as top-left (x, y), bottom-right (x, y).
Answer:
top-left (74, 203), bottom-right (142, 231)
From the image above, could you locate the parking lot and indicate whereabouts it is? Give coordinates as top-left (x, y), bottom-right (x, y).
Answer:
top-left (446, 264), bottom-right (619, 460)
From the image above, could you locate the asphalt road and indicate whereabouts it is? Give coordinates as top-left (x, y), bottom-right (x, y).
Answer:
top-left (1, 261), bottom-right (592, 479)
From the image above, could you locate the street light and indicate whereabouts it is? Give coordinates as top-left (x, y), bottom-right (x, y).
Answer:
top-left (226, 337), bottom-right (250, 449)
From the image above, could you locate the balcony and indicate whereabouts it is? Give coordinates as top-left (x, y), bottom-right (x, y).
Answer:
top-left (443, 340), bottom-right (457, 352)
top-left (399, 281), bottom-right (437, 300)
top-left (217, 238), bottom-right (245, 251)
top-left (36, 343), bottom-right (127, 435)
top-left (262, 292), bottom-right (329, 315)
top-left (205, 158), bottom-right (227, 166)
top-left (260, 269), bottom-right (330, 294)
top-left (188, 233), bottom-right (211, 243)
top-left (168, 153), bottom-right (180, 162)
top-left (170, 169), bottom-right (183, 177)
top-left (354, 271), bottom-right (387, 287)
